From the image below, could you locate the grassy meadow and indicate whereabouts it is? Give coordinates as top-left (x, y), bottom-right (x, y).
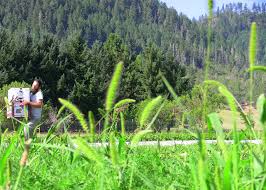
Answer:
top-left (1, 0), bottom-right (266, 190)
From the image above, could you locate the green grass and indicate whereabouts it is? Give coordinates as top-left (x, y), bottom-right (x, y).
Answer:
top-left (1, 3), bottom-right (266, 189)
top-left (0, 141), bottom-right (262, 190)
top-left (3, 129), bottom-right (264, 142)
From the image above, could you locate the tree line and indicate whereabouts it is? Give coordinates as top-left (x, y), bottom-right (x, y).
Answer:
top-left (0, 0), bottom-right (265, 114)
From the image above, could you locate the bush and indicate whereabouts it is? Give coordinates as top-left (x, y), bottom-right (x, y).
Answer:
top-left (135, 98), bottom-right (177, 131)
top-left (179, 85), bottom-right (225, 128)
top-left (40, 101), bottom-right (58, 132)
top-left (133, 85), bottom-right (225, 131)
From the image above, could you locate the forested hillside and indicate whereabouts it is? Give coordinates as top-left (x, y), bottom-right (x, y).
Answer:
top-left (0, 0), bottom-right (265, 113)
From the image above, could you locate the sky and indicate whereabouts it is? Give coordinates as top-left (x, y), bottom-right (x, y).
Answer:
top-left (160, 0), bottom-right (265, 19)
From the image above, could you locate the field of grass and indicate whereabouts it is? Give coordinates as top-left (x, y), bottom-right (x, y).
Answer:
top-left (0, 91), bottom-right (265, 190)
top-left (0, 134), bottom-right (263, 190)
top-left (33, 130), bottom-right (262, 141)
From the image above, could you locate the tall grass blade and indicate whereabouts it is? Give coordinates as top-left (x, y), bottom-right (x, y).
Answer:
top-left (88, 111), bottom-right (96, 142)
top-left (120, 112), bottom-right (125, 137)
top-left (218, 87), bottom-right (238, 127)
top-left (217, 86), bottom-right (239, 189)
top-left (71, 138), bottom-right (103, 167)
top-left (105, 62), bottom-right (123, 112)
top-left (14, 139), bottom-right (32, 190)
top-left (257, 94), bottom-right (266, 125)
top-left (0, 136), bottom-right (16, 187)
top-left (207, 113), bottom-right (226, 146)
top-left (223, 159), bottom-right (232, 190)
top-left (110, 132), bottom-right (119, 166)
top-left (139, 96), bottom-right (162, 128)
top-left (131, 130), bottom-right (152, 146)
top-left (208, 0), bottom-right (213, 19)
top-left (198, 157), bottom-right (208, 190)
top-left (204, 80), bottom-right (240, 189)
top-left (202, 0), bottom-right (213, 129)
top-left (58, 98), bottom-right (89, 134)
top-left (249, 22), bottom-right (257, 113)
top-left (207, 113), bottom-right (232, 189)
top-left (114, 99), bottom-right (135, 110)
top-left (5, 159), bottom-right (11, 190)
top-left (214, 167), bottom-right (221, 190)
top-left (160, 73), bottom-right (179, 102)
top-left (204, 80), bottom-right (252, 127)
top-left (146, 101), bottom-right (165, 130)
top-left (57, 105), bottom-right (66, 118)
top-left (249, 22), bottom-right (257, 68)
top-left (256, 94), bottom-right (266, 182)
top-left (45, 114), bottom-right (72, 143)
top-left (249, 66), bottom-right (266, 73)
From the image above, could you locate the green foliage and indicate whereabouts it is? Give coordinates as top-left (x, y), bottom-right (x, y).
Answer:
top-left (179, 85), bottom-right (225, 127)
top-left (134, 97), bottom-right (180, 131)
top-left (138, 43), bottom-right (193, 99)
top-left (109, 132), bottom-right (119, 166)
top-left (131, 130), bottom-right (153, 146)
top-left (71, 137), bottom-right (104, 167)
top-left (40, 101), bottom-right (57, 127)
top-left (2, 0), bottom-right (266, 119)
top-left (257, 94), bottom-right (266, 125)
top-left (0, 137), bottom-right (16, 188)
top-left (161, 73), bottom-right (179, 102)
top-left (59, 98), bottom-right (89, 134)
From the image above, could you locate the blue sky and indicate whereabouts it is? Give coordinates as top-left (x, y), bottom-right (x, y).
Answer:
top-left (160, 0), bottom-right (265, 19)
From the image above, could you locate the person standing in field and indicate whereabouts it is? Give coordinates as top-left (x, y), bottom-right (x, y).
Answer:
top-left (23, 79), bottom-right (43, 140)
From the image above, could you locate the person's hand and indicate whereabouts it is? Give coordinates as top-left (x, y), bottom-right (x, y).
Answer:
top-left (23, 100), bottom-right (30, 106)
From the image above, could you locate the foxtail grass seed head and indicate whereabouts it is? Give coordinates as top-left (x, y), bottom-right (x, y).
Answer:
top-left (114, 99), bottom-right (135, 110)
top-left (105, 62), bottom-right (123, 112)
top-left (59, 98), bottom-right (88, 134)
top-left (20, 139), bottom-right (32, 166)
top-left (249, 22), bottom-right (257, 67)
top-left (208, 0), bottom-right (213, 18)
top-left (140, 96), bottom-right (162, 127)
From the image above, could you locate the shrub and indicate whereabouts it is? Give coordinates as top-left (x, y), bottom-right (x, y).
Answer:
top-left (135, 98), bottom-right (177, 131)
top-left (179, 84), bottom-right (225, 128)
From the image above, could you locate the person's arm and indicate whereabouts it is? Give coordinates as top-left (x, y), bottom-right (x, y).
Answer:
top-left (23, 100), bottom-right (43, 108)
